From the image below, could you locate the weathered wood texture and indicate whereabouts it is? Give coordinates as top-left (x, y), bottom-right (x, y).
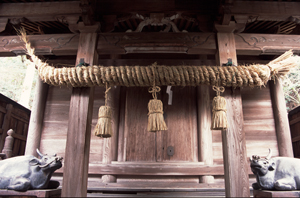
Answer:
top-left (0, 1), bottom-right (81, 18)
top-left (197, 85), bottom-right (214, 183)
top-left (40, 69), bottom-right (279, 188)
top-left (40, 86), bottom-right (106, 164)
top-left (2, 33), bottom-right (300, 56)
top-left (269, 79), bottom-right (293, 157)
top-left (1, 0), bottom-right (298, 21)
top-left (61, 30), bottom-right (98, 197)
top-left (289, 106), bottom-right (300, 158)
top-left (56, 162), bottom-right (223, 175)
top-left (242, 86), bottom-right (279, 157)
top-left (124, 86), bottom-right (197, 162)
top-left (216, 32), bottom-right (250, 197)
top-left (102, 86), bottom-right (121, 183)
top-left (229, 1), bottom-right (300, 21)
top-left (0, 93), bottom-right (30, 157)
top-left (40, 72), bottom-right (279, 186)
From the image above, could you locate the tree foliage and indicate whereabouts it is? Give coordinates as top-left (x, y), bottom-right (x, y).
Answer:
top-left (0, 56), bottom-right (37, 110)
top-left (282, 59), bottom-right (300, 112)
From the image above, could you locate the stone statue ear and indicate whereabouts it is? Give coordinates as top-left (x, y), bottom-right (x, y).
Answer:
top-left (29, 158), bottom-right (41, 166)
top-left (268, 161), bottom-right (276, 171)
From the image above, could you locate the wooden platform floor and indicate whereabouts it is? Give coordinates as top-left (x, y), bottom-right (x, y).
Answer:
top-left (88, 189), bottom-right (227, 197)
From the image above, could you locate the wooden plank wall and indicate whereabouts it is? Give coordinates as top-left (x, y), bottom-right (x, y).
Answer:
top-left (40, 85), bottom-right (105, 163)
top-left (0, 93), bottom-right (30, 157)
top-left (40, 68), bottom-right (279, 187)
top-left (212, 85), bottom-right (278, 165)
top-left (289, 106), bottom-right (300, 158)
top-left (124, 86), bottom-right (198, 162)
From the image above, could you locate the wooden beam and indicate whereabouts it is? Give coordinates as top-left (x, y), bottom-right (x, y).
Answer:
top-left (269, 80), bottom-right (294, 157)
top-left (61, 23), bottom-right (99, 197)
top-left (1, 33), bottom-right (300, 57)
top-left (230, 1), bottom-right (300, 21)
top-left (0, 1), bottom-right (81, 18)
top-left (290, 116), bottom-right (300, 126)
top-left (56, 162), bottom-right (225, 176)
top-left (97, 32), bottom-right (216, 55)
top-left (235, 33), bottom-right (300, 55)
top-left (0, 34), bottom-right (79, 56)
top-left (216, 33), bottom-right (250, 197)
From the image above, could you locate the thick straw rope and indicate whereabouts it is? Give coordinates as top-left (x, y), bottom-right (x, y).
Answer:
top-left (20, 31), bottom-right (297, 88)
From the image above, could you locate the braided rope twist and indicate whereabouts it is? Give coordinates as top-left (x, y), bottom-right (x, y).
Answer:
top-left (35, 63), bottom-right (272, 88)
top-left (20, 30), bottom-right (297, 88)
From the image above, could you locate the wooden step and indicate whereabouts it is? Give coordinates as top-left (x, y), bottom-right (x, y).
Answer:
top-left (88, 190), bottom-right (226, 197)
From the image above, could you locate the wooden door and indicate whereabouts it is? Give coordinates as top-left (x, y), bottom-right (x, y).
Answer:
top-left (123, 86), bottom-right (198, 162)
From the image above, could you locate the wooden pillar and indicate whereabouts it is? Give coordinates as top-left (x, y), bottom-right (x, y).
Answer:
top-left (61, 22), bottom-right (99, 197)
top-left (102, 85), bottom-right (121, 183)
top-left (216, 33), bottom-right (250, 197)
top-left (269, 79), bottom-right (293, 157)
top-left (197, 85), bottom-right (214, 183)
top-left (117, 86), bottom-right (126, 162)
top-left (25, 78), bottom-right (49, 157)
top-left (102, 54), bottom-right (121, 183)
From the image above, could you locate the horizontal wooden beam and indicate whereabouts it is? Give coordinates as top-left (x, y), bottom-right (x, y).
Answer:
top-left (230, 1), bottom-right (300, 21)
top-left (56, 162), bottom-right (225, 176)
top-left (235, 33), bottom-right (300, 55)
top-left (0, 1), bottom-right (81, 20)
top-left (11, 133), bottom-right (27, 142)
top-left (0, 34), bottom-right (79, 56)
top-left (289, 116), bottom-right (300, 126)
top-left (1, 33), bottom-right (300, 56)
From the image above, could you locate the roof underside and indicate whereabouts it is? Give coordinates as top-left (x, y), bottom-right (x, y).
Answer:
top-left (1, 0), bottom-right (300, 36)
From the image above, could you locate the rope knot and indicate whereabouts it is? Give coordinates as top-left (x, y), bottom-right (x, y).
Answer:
top-left (212, 86), bottom-right (225, 96)
top-left (148, 86), bottom-right (161, 99)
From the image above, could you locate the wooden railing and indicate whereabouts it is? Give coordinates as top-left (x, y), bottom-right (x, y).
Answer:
top-left (0, 93), bottom-right (30, 157)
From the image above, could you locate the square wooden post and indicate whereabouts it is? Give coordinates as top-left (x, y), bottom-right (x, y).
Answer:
top-left (216, 33), bottom-right (250, 197)
top-left (61, 23), bottom-right (99, 197)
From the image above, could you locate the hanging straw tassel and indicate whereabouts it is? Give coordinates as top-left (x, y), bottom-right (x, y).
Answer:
top-left (211, 86), bottom-right (228, 130)
top-left (147, 65), bottom-right (167, 132)
top-left (94, 84), bottom-right (113, 138)
top-left (147, 95), bottom-right (168, 132)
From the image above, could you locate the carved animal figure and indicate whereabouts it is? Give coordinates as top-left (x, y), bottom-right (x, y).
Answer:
top-left (250, 149), bottom-right (300, 190)
top-left (0, 149), bottom-right (63, 191)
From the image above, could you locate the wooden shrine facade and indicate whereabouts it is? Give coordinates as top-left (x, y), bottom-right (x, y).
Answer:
top-left (0, 0), bottom-right (298, 197)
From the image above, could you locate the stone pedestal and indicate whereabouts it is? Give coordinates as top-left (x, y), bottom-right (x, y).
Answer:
top-left (0, 189), bottom-right (61, 197)
top-left (253, 190), bottom-right (300, 197)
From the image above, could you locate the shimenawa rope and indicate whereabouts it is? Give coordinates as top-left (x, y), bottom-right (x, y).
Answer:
top-left (19, 30), bottom-right (297, 88)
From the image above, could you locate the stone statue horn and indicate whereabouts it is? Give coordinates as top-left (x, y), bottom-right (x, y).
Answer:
top-left (36, 148), bottom-right (44, 158)
top-left (265, 148), bottom-right (272, 160)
